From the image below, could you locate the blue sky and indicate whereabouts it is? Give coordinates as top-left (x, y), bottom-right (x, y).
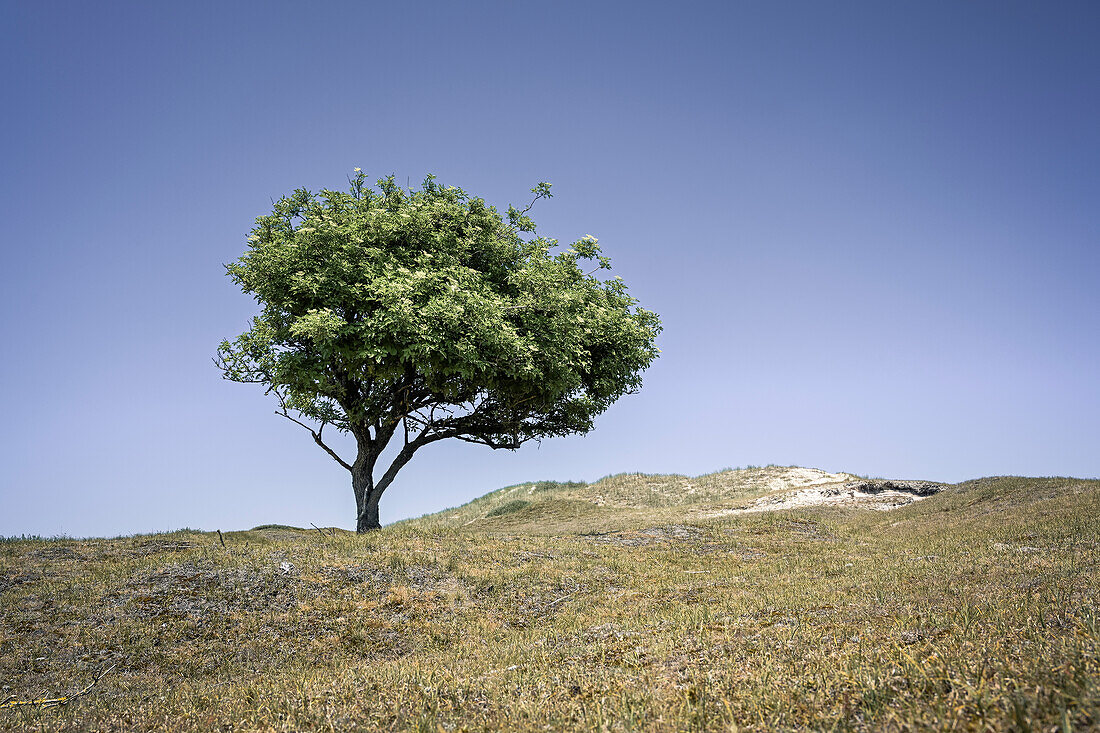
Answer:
top-left (2, 1), bottom-right (1097, 537)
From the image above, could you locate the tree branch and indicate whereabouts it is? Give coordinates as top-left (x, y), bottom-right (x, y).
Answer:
top-left (453, 431), bottom-right (525, 450)
top-left (272, 393), bottom-right (352, 472)
top-left (371, 426), bottom-right (453, 499)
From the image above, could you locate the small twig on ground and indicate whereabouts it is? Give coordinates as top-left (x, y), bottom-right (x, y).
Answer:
top-left (310, 523), bottom-right (335, 538)
top-left (217, 529), bottom-right (226, 548)
top-left (538, 593), bottom-right (574, 615)
top-left (0, 664), bottom-right (116, 710)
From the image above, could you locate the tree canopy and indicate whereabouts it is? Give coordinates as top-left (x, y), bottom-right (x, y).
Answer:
top-left (217, 171), bottom-right (661, 531)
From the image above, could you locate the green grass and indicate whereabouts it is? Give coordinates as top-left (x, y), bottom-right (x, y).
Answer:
top-left (1, 474), bottom-right (1097, 731)
top-left (485, 499), bottom-right (532, 517)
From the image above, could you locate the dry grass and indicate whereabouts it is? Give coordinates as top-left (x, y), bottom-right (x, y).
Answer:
top-left (416, 466), bottom-right (862, 533)
top-left (1, 473), bottom-right (1097, 731)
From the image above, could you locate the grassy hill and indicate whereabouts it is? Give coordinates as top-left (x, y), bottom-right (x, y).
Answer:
top-left (1, 470), bottom-right (1097, 731)
top-left (406, 466), bottom-right (936, 533)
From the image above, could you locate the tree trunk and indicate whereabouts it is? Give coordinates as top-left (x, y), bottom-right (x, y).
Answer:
top-left (352, 463), bottom-right (381, 533)
top-left (357, 494), bottom-right (381, 532)
top-left (350, 429), bottom-right (420, 533)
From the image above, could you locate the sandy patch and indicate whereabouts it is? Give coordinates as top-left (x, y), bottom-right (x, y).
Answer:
top-left (703, 477), bottom-right (944, 517)
top-left (756, 467), bottom-right (857, 491)
top-left (737, 487), bottom-right (929, 514)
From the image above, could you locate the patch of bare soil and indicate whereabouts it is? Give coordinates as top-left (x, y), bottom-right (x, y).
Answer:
top-left (580, 525), bottom-right (731, 556)
top-left (582, 525), bottom-right (708, 547)
top-left (639, 525), bottom-right (707, 541)
top-left (107, 561), bottom-right (301, 621)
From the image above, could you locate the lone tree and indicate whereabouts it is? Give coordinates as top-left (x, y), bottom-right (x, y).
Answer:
top-left (217, 171), bottom-right (661, 532)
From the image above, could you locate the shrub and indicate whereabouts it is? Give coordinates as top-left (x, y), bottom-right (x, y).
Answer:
top-left (487, 500), bottom-right (532, 517)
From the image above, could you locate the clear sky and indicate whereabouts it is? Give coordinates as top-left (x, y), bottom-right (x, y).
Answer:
top-left (2, 1), bottom-right (1097, 537)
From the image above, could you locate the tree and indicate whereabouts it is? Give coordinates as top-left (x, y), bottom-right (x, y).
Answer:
top-left (216, 171), bottom-right (661, 532)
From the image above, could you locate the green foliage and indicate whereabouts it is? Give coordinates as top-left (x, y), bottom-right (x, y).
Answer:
top-left (217, 171), bottom-right (661, 454)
